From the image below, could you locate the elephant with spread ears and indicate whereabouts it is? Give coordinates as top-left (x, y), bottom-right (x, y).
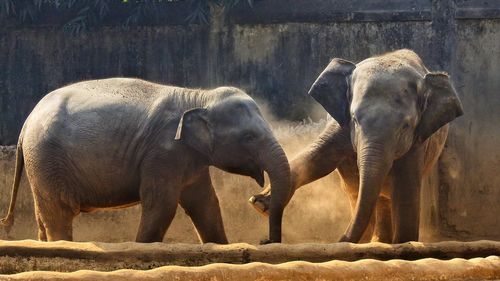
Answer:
top-left (249, 49), bottom-right (463, 243)
top-left (1, 78), bottom-right (292, 243)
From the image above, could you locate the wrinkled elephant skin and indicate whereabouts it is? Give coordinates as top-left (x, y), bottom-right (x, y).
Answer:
top-left (250, 49), bottom-right (463, 244)
top-left (1, 78), bottom-right (292, 244)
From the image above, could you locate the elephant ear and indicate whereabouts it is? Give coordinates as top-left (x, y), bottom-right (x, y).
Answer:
top-left (308, 58), bottom-right (356, 126)
top-left (416, 72), bottom-right (464, 142)
top-left (175, 108), bottom-right (213, 156)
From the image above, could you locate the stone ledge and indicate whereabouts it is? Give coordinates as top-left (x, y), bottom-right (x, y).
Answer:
top-left (0, 240), bottom-right (499, 274)
top-left (1, 256), bottom-right (499, 281)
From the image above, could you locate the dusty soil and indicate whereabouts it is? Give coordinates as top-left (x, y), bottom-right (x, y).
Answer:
top-left (0, 239), bottom-right (499, 274)
top-left (0, 239), bottom-right (498, 280)
top-left (1, 256), bottom-right (499, 281)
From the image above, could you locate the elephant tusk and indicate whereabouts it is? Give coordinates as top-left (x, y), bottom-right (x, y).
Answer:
top-left (248, 196), bottom-right (270, 217)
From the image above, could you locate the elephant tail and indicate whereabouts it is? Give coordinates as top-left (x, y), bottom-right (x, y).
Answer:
top-left (1, 140), bottom-right (24, 233)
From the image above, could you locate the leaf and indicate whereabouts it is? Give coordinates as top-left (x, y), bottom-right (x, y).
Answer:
top-left (67, 15), bottom-right (86, 24)
top-left (77, 6), bottom-right (91, 16)
top-left (1, 0), bottom-right (15, 16)
top-left (34, 0), bottom-right (43, 9)
top-left (2, 0), bottom-right (255, 28)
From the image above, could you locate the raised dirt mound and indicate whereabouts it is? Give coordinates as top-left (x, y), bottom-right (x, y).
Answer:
top-left (0, 240), bottom-right (499, 274)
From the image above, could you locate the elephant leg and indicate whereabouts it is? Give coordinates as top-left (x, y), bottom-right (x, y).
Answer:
top-left (34, 204), bottom-right (47, 241)
top-left (391, 147), bottom-right (424, 243)
top-left (179, 170), bottom-right (228, 244)
top-left (38, 204), bottom-right (75, 241)
top-left (249, 122), bottom-right (352, 215)
top-left (37, 217), bottom-right (47, 241)
top-left (136, 176), bottom-right (181, 243)
top-left (33, 191), bottom-right (76, 242)
top-left (372, 197), bottom-right (392, 243)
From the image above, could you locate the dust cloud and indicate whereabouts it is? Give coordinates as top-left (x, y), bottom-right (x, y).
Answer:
top-left (202, 98), bottom-right (352, 244)
top-left (207, 118), bottom-right (351, 244)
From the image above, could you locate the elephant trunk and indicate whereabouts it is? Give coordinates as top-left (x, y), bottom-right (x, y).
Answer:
top-left (341, 141), bottom-right (392, 243)
top-left (259, 138), bottom-right (292, 243)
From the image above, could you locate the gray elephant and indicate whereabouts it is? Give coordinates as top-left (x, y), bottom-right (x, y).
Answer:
top-left (249, 49), bottom-right (463, 243)
top-left (1, 78), bottom-right (292, 243)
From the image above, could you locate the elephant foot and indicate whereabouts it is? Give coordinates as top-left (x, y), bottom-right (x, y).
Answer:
top-left (248, 192), bottom-right (271, 217)
top-left (370, 234), bottom-right (391, 244)
top-left (260, 238), bottom-right (277, 245)
top-left (338, 234), bottom-right (352, 243)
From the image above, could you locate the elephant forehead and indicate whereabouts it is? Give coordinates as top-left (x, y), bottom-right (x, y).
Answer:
top-left (352, 70), bottom-right (420, 101)
top-left (352, 77), bottom-right (402, 97)
top-left (214, 113), bottom-right (269, 137)
top-left (212, 99), bottom-right (260, 120)
top-left (354, 59), bottom-right (423, 83)
top-left (351, 82), bottom-right (418, 119)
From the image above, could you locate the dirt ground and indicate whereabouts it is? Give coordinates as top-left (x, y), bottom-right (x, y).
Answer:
top-left (0, 240), bottom-right (499, 276)
top-left (3, 257), bottom-right (499, 281)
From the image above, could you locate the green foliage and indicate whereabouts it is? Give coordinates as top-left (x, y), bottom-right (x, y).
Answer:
top-left (0, 0), bottom-right (253, 34)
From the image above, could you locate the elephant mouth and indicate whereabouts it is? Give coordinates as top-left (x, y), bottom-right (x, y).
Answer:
top-left (251, 169), bottom-right (265, 187)
top-left (222, 164), bottom-right (265, 187)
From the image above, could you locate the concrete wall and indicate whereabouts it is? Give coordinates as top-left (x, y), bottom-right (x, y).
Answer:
top-left (436, 19), bottom-right (500, 239)
top-left (0, 0), bottom-right (499, 241)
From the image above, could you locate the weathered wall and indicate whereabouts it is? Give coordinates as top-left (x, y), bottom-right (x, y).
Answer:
top-left (0, 20), bottom-right (436, 143)
top-left (436, 19), bottom-right (500, 239)
top-left (0, 0), bottom-right (499, 241)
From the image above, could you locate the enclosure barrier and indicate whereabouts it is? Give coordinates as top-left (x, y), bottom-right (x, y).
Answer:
top-left (1, 256), bottom-right (499, 281)
top-left (0, 240), bottom-right (499, 274)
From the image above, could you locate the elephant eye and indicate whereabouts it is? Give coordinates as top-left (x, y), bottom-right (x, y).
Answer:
top-left (242, 133), bottom-right (256, 143)
top-left (402, 122), bottom-right (410, 130)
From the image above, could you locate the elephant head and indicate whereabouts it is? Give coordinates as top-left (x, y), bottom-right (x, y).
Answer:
top-left (175, 88), bottom-right (292, 243)
top-left (308, 53), bottom-right (463, 242)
